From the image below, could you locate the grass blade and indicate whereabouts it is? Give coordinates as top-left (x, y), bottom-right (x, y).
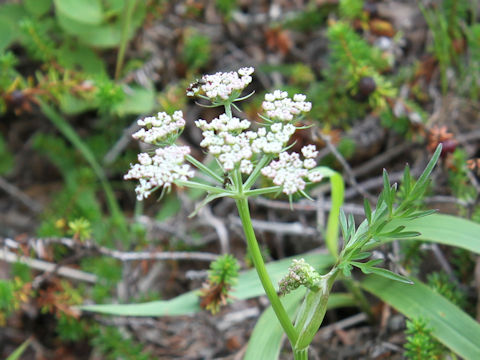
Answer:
top-left (362, 275), bottom-right (480, 359)
top-left (80, 253), bottom-right (335, 316)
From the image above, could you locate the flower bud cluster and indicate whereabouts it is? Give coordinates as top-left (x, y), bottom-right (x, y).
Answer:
top-left (261, 145), bottom-right (323, 195)
top-left (132, 111), bottom-right (185, 145)
top-left (279, 258), bottom-right (321, 295)
top-left (124, 146), bottom-right (194, 200)
top-left (188, 67), bottom-right (254, 101)
top-left (262, 91), bottom-right (312, 122)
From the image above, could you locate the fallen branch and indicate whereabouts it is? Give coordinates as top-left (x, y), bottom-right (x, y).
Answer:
top-left (0, 248), bottom-right (97, 283)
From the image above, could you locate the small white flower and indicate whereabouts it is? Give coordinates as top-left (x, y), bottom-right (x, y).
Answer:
top-left (125, 145), bottom-right (194, 200)
top-left (261, 147), bottom-right (322, 195)
top-left (238, 67), bottom-right (254, 76)
top-left (189, 68), bottom-right (254, 101)
top-left (195, 114), bottom-right (255, 174)
top-left (133, 111), bottom-right (185, 145)
top-left (301, 144), bottom-right (318, 159)
top-left (307, 170), bottom-right (323, 182)
top-left (303, 158), bottom-right (317, 169)
top-left (262, 91), bottom-right (312, 122)
top-left (293, 94), bottom-right (306, 102)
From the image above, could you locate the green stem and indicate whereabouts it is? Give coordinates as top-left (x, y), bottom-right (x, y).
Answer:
top-left (224, 102), bottom-right (233, 118)
top-left (243, 186), bottom-right (281, 197)
top-left (185, 154), bottom-right (224, 184)
top-left (235, 197), bottom-right (298, 346)
top-left (175, 180), bottom-right (234, 195)
top-left (294, 348), bottom-right (309, 360)
top-left (115, 0), bottom-right (138, 80)
top-left (243, 155), bottom-right (272, 191)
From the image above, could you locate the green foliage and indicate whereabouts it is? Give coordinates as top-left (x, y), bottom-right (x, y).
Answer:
top-left (199, 254), bottom-right (240, 314)
top-left (311, 21), bottom-right (396, 126)
top-left (0, 3), bottom-right (27, 52)
top-left (448, 148), bottom-right (477, 201)
top-left (0, 0), bottom-right (153, 117)
top-left (24, 0), bottom-right (52, 18)
top-left (466, 23), bottom-right (480, 99)
top-left (419, 0), bottom-right (473, 95)
top-left (339, 0), bottom-right (364, 20)
top-left (0, 277), bottom-right (31, 325)
top-left (0, 51), bottom-right (19, 91)
top-left (182, 30), bottom-right (211, 71)
top-left (53, 0), bottom-right (146, 49)
top-left (450, 247), bottom-right (475, 282)
top-left (208, 254), bottom-right (240, 286)
top-left (19, 18), bottom-right (56, 62)
top-left (338, 145), bottom-right (442, 282)
top-left (68, 218), bottom-right (93, 241)
top-left (379, 100), bottom-right (427, 135)
top-left (427, 272), bottom-right (466, 309)
top-left (0, 134), bottom-right (13, 175)
top-left (94, 76), bottom-right (126, 114)
top-left (6, 338), bottom-right (32, 360)
top-left (0, 280), bottom-right (16, 315)
top-left (363, 275), bottom-right (480, 359)
top-left (216, 0), bottom-right (237, 19)
top-left (260, 63), bottom-right (316, 88)
top-left (33, 134), bottom-right (104, 227)
top-left (404, 317), bottom-right (444, 360)
top-left (283, 3), bottom-right (333, 31)
top-left (90, 326), bottom-right (155, 360)
top-left (56, 314), bottom-right (89, 342)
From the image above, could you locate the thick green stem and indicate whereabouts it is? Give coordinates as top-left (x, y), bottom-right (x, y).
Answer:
top-left (294, 348), bottom-right (309, 360)
top-left (224, 102), bottom-right (233, 118)
top-left (235, 197), bottom-right (298, 346)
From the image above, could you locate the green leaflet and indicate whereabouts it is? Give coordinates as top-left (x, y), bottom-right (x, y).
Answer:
top-left (6, 338), bottom-right (32, 360)
top-left (378, 213), bottom-right (480, 254)
top-left (54, 0), bottom-right (103, 25)
top-left (362, 275), bottom-right (480, 360)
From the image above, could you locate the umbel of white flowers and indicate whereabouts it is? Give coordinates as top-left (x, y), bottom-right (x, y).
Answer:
top-left (125, 67), bottom-right (323, 200)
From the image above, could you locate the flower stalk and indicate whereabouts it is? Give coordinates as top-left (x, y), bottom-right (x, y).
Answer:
top-left (235, 196), bottom-right (299, 346)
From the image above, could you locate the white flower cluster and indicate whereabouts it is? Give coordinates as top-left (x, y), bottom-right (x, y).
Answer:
top-left (251, 123), bottom-right (296, 154)
top-left (195, 112), bottom-right (306, 174)
top-left (196, 114), bottom-right (256, 174)
top-left (124, 146), bottom-right (194, 200)
top-left (188, 67), bottom-right (254, 101)
top-left (262, 90), bottom-right (312, 122)
top-left (132, 111), bottom-right (185, 145)
top-left (261, 145), bottom-right (323, 195)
